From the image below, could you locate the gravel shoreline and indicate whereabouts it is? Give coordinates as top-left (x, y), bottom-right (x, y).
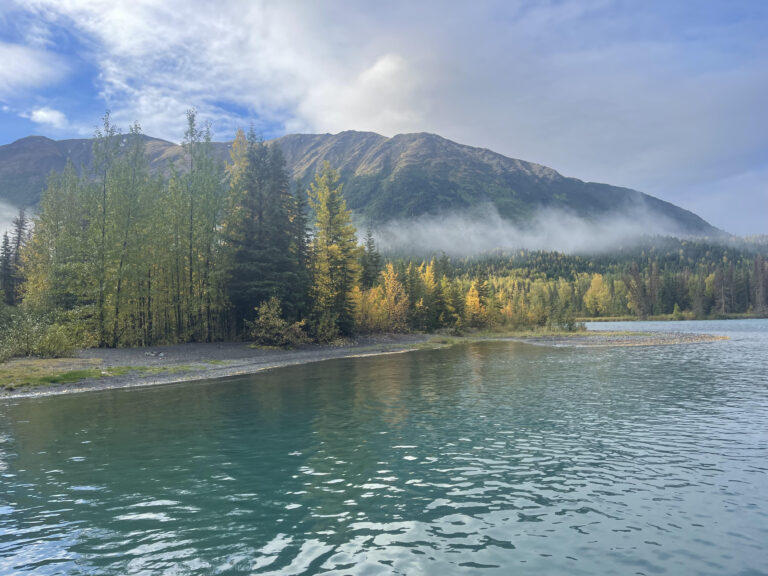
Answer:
top-left (0, 334), bottom-right (431, 399)
top-left (0, 331), bottom-right (727, 399)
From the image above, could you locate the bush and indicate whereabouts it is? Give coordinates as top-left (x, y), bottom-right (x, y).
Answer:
top-left (246, 297), bottom-right (308, 347)
top-left (36, 324), bottom-right (76, 358)
top-left (312, 311), bottom-right (340, 343)
top-left (0, 309), bottom-right (76, 361)
top-left (0, 310), bottom-right (46, 359)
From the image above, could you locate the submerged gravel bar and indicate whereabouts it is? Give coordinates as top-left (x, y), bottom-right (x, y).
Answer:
top-left (0, 330), bottom-right (727, 399)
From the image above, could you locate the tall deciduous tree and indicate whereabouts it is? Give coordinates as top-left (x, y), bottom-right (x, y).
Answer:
top-left (91, 112), bottom-right (120, 346)
top-left (308, 162), bottom-right (361, 337)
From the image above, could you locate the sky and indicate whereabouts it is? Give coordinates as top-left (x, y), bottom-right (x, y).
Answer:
top-left (0, 0), bottom-right (766, 235)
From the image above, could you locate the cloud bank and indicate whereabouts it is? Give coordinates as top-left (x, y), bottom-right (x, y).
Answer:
top-left (373, 205), bottom-right (687, 256)
top-left (0, 201), bottom-right (19, 239)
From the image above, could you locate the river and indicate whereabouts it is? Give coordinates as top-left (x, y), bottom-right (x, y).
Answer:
top-left (1, 320), bottom-right (767, 574)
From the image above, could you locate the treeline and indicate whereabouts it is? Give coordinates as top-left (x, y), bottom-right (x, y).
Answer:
top-left (1, 112), bottom-right (767, 359)
top-left (440, 243), bottom-right (768, 319)
top-left (348, 252), bottom-right (768, 334)
top-left (3, 112), bottom-right (364, 350)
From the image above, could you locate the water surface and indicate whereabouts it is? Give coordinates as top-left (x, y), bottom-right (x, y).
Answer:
top-left (1, 320), bottom-right (767, 574)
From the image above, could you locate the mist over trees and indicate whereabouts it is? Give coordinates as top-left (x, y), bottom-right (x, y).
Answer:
top-left (1, 111), bottom-right (767, 359)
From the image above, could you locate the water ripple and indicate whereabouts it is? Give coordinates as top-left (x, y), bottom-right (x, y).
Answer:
top-left (0, 320), bottom-right (767, 574)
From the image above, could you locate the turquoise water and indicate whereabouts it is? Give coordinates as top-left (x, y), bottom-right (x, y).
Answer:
top-left (1, 320), bottom-right (767, 575)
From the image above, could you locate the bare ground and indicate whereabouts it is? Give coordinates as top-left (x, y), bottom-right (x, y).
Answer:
top-left (0, 334), bottom-right (430, 399)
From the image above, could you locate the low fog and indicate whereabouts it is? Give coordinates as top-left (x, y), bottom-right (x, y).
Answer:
top-left (371, 204), bottom-right (690, 256)
top-left (0, 200), bottom-right (19, 239)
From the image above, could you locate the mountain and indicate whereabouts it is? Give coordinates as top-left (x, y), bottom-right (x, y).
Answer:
top-left (0, 134), bottom-right (201, 207)
top-left (0, 131), bottom-right (720, 236)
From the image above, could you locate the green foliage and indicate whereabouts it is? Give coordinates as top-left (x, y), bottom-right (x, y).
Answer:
top-left (225, 129), bottom-right (303, 328)
top-left (360, 229), bottom-right (382, 289)
top-left (245, 297), bottom-right (307, 347)
top-left (308, 162), bottom-right (361, 337)
top-left (23, 112), bottom-right (231, 347)
top-left (13, 112), bottom-right (768, 354)
top-left (36, 324), bottom-right (76, 358)
top-left (311, 311), bottom-right (340, 343)
top-left (0, 308), bottom-right (75, 361)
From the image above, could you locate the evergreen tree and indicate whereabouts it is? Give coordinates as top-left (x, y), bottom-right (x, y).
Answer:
top-left (360, 229), bottom-right (382, 288)
top-left (0, 232), bottom-right (12, 306)
top-left (225, 130), bottom-right (299, 331)
top-left (9, 209), bottom-right (28, 305)
top-left (754, 256), bottom-right (767, 316)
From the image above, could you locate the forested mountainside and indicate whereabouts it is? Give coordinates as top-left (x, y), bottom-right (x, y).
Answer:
top-left (0, 115), bottom-right (764, 361)
top-left (0, 130), bottom-right (719, 236)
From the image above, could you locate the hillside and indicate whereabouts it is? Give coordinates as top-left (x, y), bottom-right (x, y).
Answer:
top-left (0, 131), bottom-right (719, 236)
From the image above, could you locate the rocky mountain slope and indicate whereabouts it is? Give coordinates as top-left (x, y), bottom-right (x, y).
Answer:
top-left (0, 130), bottom-right (719, 236)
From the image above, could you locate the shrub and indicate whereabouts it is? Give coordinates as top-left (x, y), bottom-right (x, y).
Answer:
top-left (312, 311), bottom-right (340, 343)
top-left (36, 324), bottom-right (76, 358)
top-left (0, 309), bottom-right (76, 362)
top-left (246, 297), bottom-right (308, 347)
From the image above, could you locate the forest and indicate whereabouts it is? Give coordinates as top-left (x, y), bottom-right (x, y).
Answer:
top-left (1, 112), bottom-right (767, 359)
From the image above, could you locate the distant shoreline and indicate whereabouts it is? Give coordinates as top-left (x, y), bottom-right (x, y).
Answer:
top-left (0, 330), bottom-right (727, 399)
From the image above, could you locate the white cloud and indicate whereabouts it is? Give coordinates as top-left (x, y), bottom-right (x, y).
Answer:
top-left (375, 204), bottom-right (688, 256)
top-left (22, 106), bottom-right (69, 129)
top-left (293, 53), bottom-right (426, 135)
top-left (17, 0), bottom-right (431, 140)
top-left (9, 0), bottom-right (768, 233)
top-left (0, 41), bottom-right (67, 97)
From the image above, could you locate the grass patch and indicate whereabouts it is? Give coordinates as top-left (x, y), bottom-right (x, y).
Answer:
top-left (0, 358), bottom-right (103, 390)
top-left (36, 369), bottom-right (103, 385)
top-left (102, 364), bottom-right (195, 376)
top-left (0, 359), bottom-right (200, 391)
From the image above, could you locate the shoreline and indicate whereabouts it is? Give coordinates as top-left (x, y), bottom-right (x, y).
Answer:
top-left (0, 330), bottom-right (727, 400)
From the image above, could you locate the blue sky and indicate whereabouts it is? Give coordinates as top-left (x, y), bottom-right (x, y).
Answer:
top-left (0, 0), bottom-right (766, 235)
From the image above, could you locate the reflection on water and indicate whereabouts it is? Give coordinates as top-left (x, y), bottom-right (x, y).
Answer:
top-left (1, 320), bottom-right (767, 575)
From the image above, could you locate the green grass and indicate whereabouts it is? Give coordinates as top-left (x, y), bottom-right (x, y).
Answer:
top-left (0, 358), bottom-right (105, 390)
top-left (104, 364), bottom-right (195, 376)
top-left (0, 359), bottom-right (198, 391)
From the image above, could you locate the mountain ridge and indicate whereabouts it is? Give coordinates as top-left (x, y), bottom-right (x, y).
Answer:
top-left (0, 130), bottom-right (721, 237)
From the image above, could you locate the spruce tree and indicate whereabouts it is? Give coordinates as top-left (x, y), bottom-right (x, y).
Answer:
top-left (9, 209), bottom-right (28, 305)
top-left (0, 232), bottom-right (12, 306)
top-left (225, 131), bottom-right (299, 332)
top-left (360, 229), bottom-right (382, 288)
